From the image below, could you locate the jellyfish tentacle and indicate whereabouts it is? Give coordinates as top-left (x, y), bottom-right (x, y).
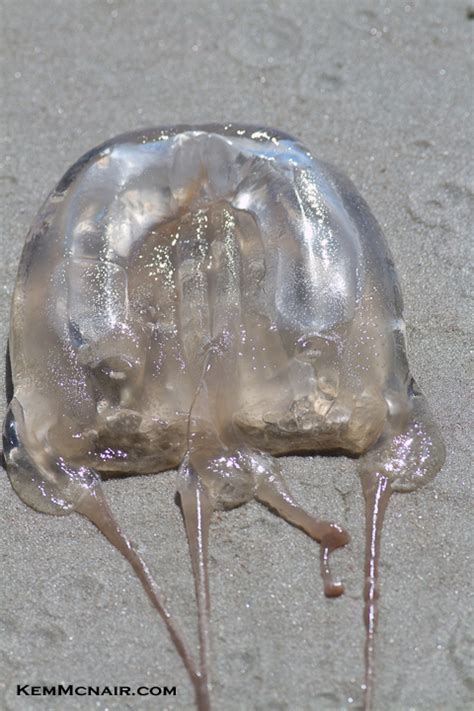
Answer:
top-left (359, 470), bottom-right (391, 711)
top-left (76, 486), bottom-right (200, 692)
top-left (357, 382), bottom-right (445, 710)
top-left (177, 458), bottom-right (214, 711)
top-left (253, 454), bottom-right (349, 597)
top-left (3, 398), bottom-right (201, 704)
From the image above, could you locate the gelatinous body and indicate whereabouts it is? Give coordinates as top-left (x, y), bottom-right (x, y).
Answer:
top-left (3, 125), bottom-right (445, 710)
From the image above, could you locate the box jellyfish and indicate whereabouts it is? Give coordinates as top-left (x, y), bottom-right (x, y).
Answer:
top-left (2, 125), bottom-right (445, 710)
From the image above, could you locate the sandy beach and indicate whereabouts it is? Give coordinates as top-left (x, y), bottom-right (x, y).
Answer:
top-left (1, 1), bottom-right (472, 709)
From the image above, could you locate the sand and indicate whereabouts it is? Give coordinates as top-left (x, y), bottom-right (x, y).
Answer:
top-left (0, 1), bottom-right (472, 709)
